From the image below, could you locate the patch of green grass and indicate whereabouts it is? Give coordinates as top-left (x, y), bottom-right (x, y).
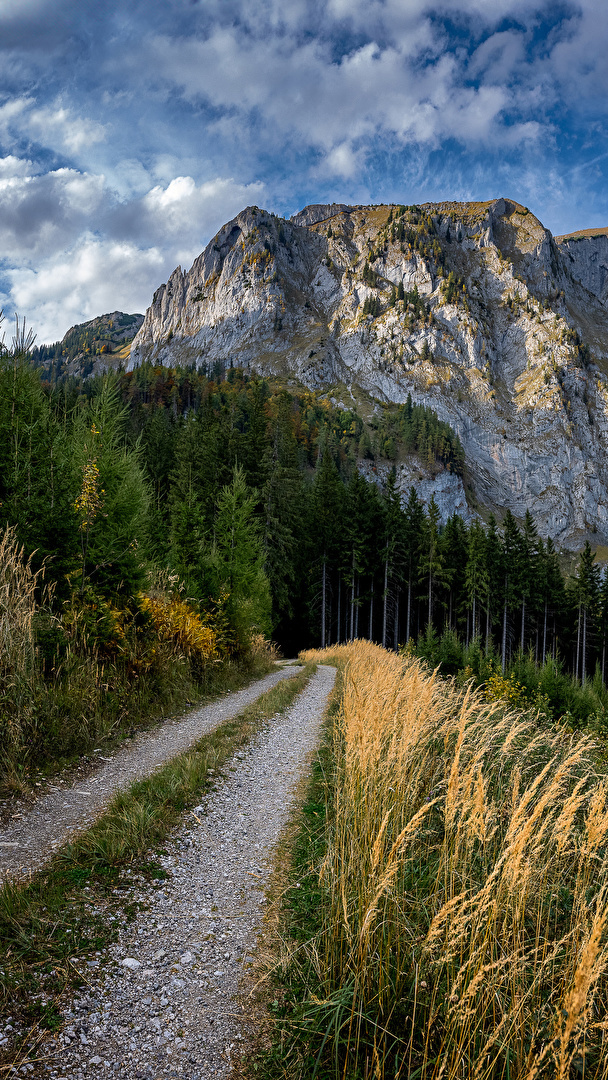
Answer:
top-left (244, 664), bottom-right (344, 1080)
top-left (0, 663), bottom-right (315, 1072)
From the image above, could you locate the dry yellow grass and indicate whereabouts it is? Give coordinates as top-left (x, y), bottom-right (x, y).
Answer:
top-left (0, 525), bottom-right (53, 755)
top-left (299, 641), bottom-right (608, 1079)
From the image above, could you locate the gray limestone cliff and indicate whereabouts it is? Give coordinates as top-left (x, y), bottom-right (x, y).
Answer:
top-left (557, 228), bottom-right (608, 307)
top-left (129, 198), bottom-right (608, 549)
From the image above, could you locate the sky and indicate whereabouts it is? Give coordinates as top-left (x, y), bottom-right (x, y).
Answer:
top-left (1, 0), bottom-right (608, 343)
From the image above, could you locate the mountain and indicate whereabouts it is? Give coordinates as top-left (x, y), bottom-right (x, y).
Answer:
top-left (556, 226), bottom-right (608, 307)
top-left (128, 198), bottom-right (608, 549)
top-left (32, 311), bottom-right (144, 378)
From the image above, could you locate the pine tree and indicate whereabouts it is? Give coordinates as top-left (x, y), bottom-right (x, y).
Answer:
top-left (168, 414), bottom-right (208, 595)
top-left (345, 469), bottom-right (375, 640)
top-left (573, 542), bottom-right (601, 682)
top-left (501, 511), bottom-right (520, 671)
top-left (518, 510), bottom-right (541, 652)
top-left (599, 568), bottom-right (608, 682)
top-left (402, 486), bottom-right (424, 644)
top-left (484, 515), bottom-right (502, 651)
top-left (312, 448), bottom-right (343, 647)
top-left (440, 514), bottom-right (467, 633)
top-left (538, 536), bottom-right (565, 663)
top-left (139, 406), bottom-right (176, 562)
top-left (465, 519), bottom-right (488, 642)
top-left (262, 392), bottom-right (304, 630)
top-left (0, 348), bottom-right (80, 594)
top-left (73, 377), bottom-right (149, 599)
top-left (419, 496), bottom-right (444, 629)
top-left (206, 465), bottom-right (271, 650)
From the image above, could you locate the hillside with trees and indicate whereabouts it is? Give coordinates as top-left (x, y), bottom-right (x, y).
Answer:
top-left (2, 338), bottom-right (608, 784)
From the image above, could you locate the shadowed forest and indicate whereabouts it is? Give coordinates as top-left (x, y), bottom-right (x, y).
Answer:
top-left (2, 344), bottom-right (608, 779)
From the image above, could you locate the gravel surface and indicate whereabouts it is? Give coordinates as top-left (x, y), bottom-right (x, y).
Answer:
top-left (30, 663), bottom-right (335, 1080)
top-left (0, 666), bottom-right (300, 881)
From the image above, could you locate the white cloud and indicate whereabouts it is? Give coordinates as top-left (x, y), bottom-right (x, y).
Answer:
top-left (148, 20), bottom-right (545, 179)
top-left (27, 103), bottom-right (107, 154)
top-left (0, 96), bottom-right (33, 135)
top-left (317, 142), bottom-right (362, 179)
top-left (0, 160), bottom-right (106, 260)
top-left (0, 94), bottom-right (106, 158)
top-left (0, 165), bottom-right (267, 342)
top-left (140, 174), bottom-right (266, 238)
top-left (6, 237), bottom-right (167, 343)
top-left (0, 154), bottom-right (34, 177)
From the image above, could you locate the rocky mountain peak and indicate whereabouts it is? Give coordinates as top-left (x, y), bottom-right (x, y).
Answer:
top-left (129, 197), bottom-right (608, 549)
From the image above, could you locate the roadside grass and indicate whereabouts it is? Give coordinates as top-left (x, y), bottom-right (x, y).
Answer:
top-left (255, 642), bottom-right (608, 1080)
top-left (0, 521), bottom-right (281, 792)
top-left (0, 645), bottom-right (279, 799)
top-left (238, 660), bottom-right (344, 1080)
top-left (0, 662), bottom-right (313, 1074)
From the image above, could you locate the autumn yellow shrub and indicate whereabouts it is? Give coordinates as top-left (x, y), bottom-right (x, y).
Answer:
top-left (139, 595), bottom-right (218, 665)
top-left (486, 669), bottom-right (551, 719)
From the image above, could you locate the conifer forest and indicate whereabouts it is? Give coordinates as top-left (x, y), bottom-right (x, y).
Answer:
top-left (2, 342), bottom-right (608, 779)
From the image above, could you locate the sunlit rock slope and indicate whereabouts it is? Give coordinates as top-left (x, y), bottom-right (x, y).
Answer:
top-left (129, 198), bottom-right (608, 549)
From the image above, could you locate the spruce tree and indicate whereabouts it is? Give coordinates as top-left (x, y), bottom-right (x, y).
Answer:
top-left (465, 519), bottom-right (488, 642)
top-left (403, 486), bottom-right (424, 643)
top-left (519, 510), bottom-right (541, 652)
top-left (501, 511), bottom-right (521, 671)
top-left (206, 465), bottom-right (271, 649)
top-left (573, 542), bottom-right (601, 682)
top-left (262, 392), bottom-right (304, 630)
top-left (312, 447), bottom-right (343, 647)
top-left (73, 377), bottom-right (149, 599)
top-left (485, 515), bottom-right (502, 651)
top-left (419, 495), bottom-right (444, 629)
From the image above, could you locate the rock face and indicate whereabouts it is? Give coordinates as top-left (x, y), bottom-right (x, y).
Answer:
top-left (129, 198), bottom-right (608, 549)
top-left (557, 228), bottom-right (608, 307)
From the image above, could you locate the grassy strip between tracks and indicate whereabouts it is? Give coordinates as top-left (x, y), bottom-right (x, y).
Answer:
top-left (0, 662), bottom-right (314, 1073)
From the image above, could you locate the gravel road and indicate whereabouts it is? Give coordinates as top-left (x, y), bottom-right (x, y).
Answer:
top-left (0, 666), bottom-right (300, 881)
top-left (29, 663), bottom-right (335, 1080)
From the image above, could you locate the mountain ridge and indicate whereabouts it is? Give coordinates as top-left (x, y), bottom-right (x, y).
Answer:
top-left (121, 196), bottom-right (608, 549)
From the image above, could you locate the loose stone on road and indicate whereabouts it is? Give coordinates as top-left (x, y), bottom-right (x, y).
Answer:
top-left (36, 663), bottom-right (336, 1078)
top-left (0, 665), bottom-right (300, 881)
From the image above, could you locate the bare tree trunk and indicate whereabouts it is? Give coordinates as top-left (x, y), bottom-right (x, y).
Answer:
top-left (355, 575), bottom-right (359, 639)
top-left (428, 571), bottom-right (432, 628)
top-left (502, 577), bottom-right (508, 674)
top-left (485, 600), bottom-right (490, 653)
top-left (321, 557), bottom-right (326, 649)
top-left (576, 603), bottom-right (581, 681)
top-left (394, 588), bottom-right (400, 651)
top-left (350, 549), bottom-right (355, 641)
top-left (382, 546), bottom-right (389, 648)
top-left (406, 573), bottom-right (412, 644)
top-left (337, 576), bottom-right (341, 644)
top-left (369, 579), bottom-right (374, 641)
top-left (546, 596), bottom-right (552, 660)
top-left (582, 605), bottom-right (587, 683)
top-left (521, 597), bottom-right (525, 652)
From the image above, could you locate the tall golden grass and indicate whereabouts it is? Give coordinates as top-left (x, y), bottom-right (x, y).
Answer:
top-left (0, 525), bottom-right (51, 755)
top-left (299, 641), bottom-right (608, 1079)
